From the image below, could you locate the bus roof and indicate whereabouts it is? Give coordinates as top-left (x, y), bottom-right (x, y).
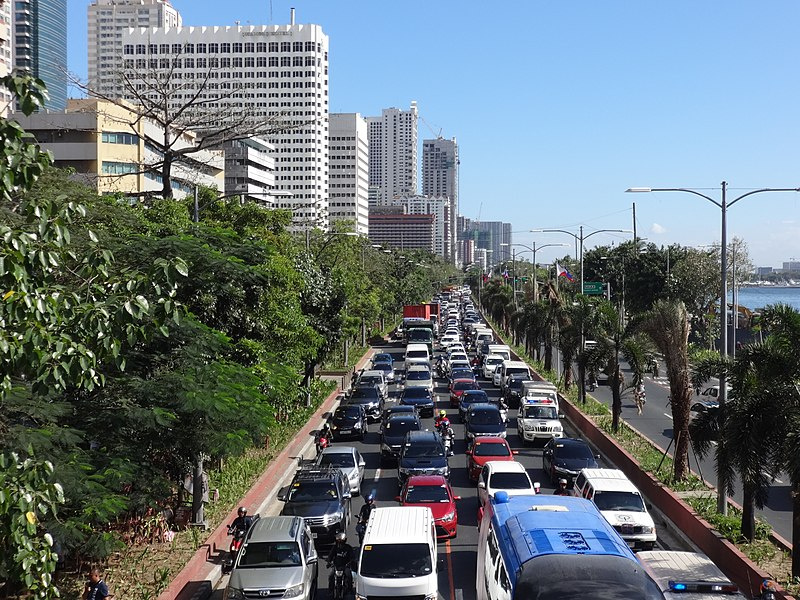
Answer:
top-left (490, 493), bottom-right (637, 583)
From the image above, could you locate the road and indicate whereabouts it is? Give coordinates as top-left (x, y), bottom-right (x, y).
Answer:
top-left (212, 339), bottom-right (691, 600)
top-left (588, 365), bottom-right (793, 541)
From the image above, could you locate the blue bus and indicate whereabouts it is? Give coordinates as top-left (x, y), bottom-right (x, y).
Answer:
top-left (477, 492), bottom-right (665, 600)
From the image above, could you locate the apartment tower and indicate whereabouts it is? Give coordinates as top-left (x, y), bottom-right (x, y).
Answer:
top-left (0, 0), bottom-right (12, 115)
top-left (329, 112), bottom-right (369, 235)
top-left (367, 102), bottom-right (418, 206)
top-left (422, 137), bottom-right (459, 263)
top-left (88, 0), bottom-right (182, 97)
top-left (14, 0), bottom-right (67, 110)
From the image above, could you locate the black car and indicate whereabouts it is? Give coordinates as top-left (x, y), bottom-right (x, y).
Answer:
top-left (458, 389), bottom-right (491, 421)
top-left (504, 374), bottom-right (532, 408)
top-left (380, 414), bottom-right (421, 464)
top-left (542, 437), bottom-right (600, 485)
top-left (464, 403), bottom-right (506, 441)
top-left (346, 385), bottom-right (382, 422)
top-left (399, 387), bottom-right (436, 417)
top-left (329, 404), bottom-right (368, 441)
top-left (380, 404), bottom-right (416, 432)
top-left (278, 465), bottom-right (351, 546)
top-left (397, 430), bottom-right (449, 488)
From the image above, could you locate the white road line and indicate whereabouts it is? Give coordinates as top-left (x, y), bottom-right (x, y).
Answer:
top-left (455, 589), bottom-right (464, 600)
top-left (663, 413), bottom-right (673, 420)
top-left (373, 468), bottom-right (381, 482)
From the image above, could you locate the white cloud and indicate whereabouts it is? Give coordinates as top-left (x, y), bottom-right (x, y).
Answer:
top-left (650, 223), bottom-right (666, 234)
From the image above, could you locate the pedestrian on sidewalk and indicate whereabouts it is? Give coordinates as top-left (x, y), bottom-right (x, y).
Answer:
top-left (82, 567), bottom-right (111, 600)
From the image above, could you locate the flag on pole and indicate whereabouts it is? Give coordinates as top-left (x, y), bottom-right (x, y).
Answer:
top-left (501, 269), bottom-right (510, 279)
top-left (556, 262), bottom-right (575, 281)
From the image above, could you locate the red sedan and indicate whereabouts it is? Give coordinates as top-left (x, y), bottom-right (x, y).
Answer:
top-left (396, 475), bottom-right (460, 539)
top-left (449, 378), bottom-right (481, 408)
top-left (465, 436), bottom-right (517, 482)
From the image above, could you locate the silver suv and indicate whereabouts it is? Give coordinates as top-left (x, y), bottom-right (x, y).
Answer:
top-left (225, 516), bottom-right (319, 600)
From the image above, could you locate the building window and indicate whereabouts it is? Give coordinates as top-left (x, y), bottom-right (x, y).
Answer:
top-left (172, 43), bottom-right (182, 54)
top-left (209, 57), bottom-right (219, 68)
top-left (233, 57), bottom-right (243, 67)
top-left (245, 57), bottom-right (254, 67)
top-left (293, 56), bottom-right (303, 66)
top-left (102, 132), bottom-right (139, 145)
top-left (281, 57), bottom-right (290, 67)
top-left (136, 44), bottom-right (146, 54)
top-left (221, 42), bottom-right (231, 52)
top-left (159, 44), bottom-right (169, 54)
top-left (293, 41), bottom-right (303, 52)
top-left (148, 44), bottom-right (157, 54)
top-left (220, 57), bottom-right (231, 68)
top-left (305, 41), bottom-right (315, 51)
top-left (245, 42), bottom-right (254, 52)
top-left (185, 43), bottom-right (194, 53)
top-left (257, 57), bottom-right (267, 67)
top-left (280, 41), bottom-right (290, 52)
top-left (197, 57), bottom-right (207, 68)
top-left (257, 42), bottom-right (267, 52)
top-left (101, 161), bottom-right (138, 174)
top-left (269, 57), bottom-right (278, 67)
top-left (184, 58), bottom-right (194, 68)
top-left (196, 43), bottom-right (207, 53)
top-left (232, 42), bottom-right (242, 52)
top-left (269, 42), bottom-right (278, 52)
top-left (209, 42), bottom-right (219, 53)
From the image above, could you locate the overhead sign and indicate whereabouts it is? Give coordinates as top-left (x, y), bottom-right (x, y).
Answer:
top-left (583, 281), bottom-right (604, 295)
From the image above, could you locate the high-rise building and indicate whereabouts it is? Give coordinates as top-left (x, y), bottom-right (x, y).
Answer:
top-left (395, 194), bottom-right (450, 259)
top-left (368, 206), bottom-right (434, 253)
top-left (221, 137), bottom-right (276, 206)
top-left (422, 137), bottom-right (458, 263)
top-left (88, 0), bottom-right (182, 97)
top-left (329, 113), bottom-right (369, 235)
top-left (462, 219), bottom-right (513, 268)
top-left (14, 0), bottom-right (67, 110)
top-left (98, 19), bottom-right (330, 228)
top-left (367, 102), bottom-right (418, 205)
top-left (0, 0), bottom-right (12, 116)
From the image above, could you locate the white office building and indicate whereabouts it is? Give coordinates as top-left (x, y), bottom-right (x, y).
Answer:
top-left (221, 137), bottom-right (277, 206)
top-left (0, 0), bottom-right (11, 116)
top-left (395, 194), bottom-right (450, 258)
top-left (97, 17), bottom-right (330, 228)
top-left (329, 113), bottom-right (369, 235)
top-left (422, 137), bottom-right (459, 263)
top-left (88, 0), bottom-right (182, 97)
top-left (367, 102), bottom-right (418, 206)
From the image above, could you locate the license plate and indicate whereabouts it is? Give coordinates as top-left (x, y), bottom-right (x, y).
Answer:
top-left (311, 532), bottom-right (318, 538)
top-left (340, 430), bottom-right (351, 434)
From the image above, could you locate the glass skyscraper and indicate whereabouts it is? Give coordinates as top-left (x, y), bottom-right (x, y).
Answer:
top-left (15, 0), bottom-right (67, 110)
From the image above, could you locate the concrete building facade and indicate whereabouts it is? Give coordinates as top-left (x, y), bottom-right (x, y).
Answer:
top-left (221, 137), bottom-right (276, 206)
top-left (462, 219), bottom-right (513, 268)
top-left (0, 0), bottom-right (12, 116)
top-left (88, 0), bottom-right (182, 97)
top-left (422, 137), bottom-right (458, 263)
top-left (14, 0), bottom-right (67, 110)
top-left (395, 194), bottom-right (450, 259)
top-left (329, 112), bottom-right (369, 235)
top-left (367, 102), bottom-right (418, 206)
top-left (98, 19), bottom-right (330, 229)
top-left (368, 206), bottom-right (434, 253)
top-left (14, 98), bottom-right (224, 198)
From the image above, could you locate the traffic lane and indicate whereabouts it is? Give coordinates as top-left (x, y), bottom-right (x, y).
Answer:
top-left (589, 371), bottom-right (793, 541)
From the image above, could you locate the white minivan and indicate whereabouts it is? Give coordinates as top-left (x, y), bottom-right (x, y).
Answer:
top-left (404, 343), bottom-right (431, 366)
top-left (356, 506), bottom-right (438, 600)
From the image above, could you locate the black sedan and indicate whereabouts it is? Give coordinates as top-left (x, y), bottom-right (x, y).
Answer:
top-left (463, 403), bottom-right (506, 441)
top-left (458, 389), bottom-right (490, 421)
top-left (346, 385), bottom-right (382, 422)
top-left (399, 387), bottom-right (436, 418)
top-left (380, 414), bottom-right (421, 464)
top-left (542, 437), bottom-right (600, 485)
top-left (329, 404), bottom-right (368, 441)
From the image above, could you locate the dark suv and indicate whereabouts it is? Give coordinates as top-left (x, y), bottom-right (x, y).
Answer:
top-left (504, 374), bottom-right (532, 408)
top-left (397, 430), bottom-right (449, 488)
top-left (346, 385), bottom-right (382, 422)
top-left (329, 404), bottom-right (368, 441)
top-left (381, 413), bottom-right (421, 465)
top-left (464, 403), bottom-right (506, 441)
top-left (278, 466), bottom-right (351, 546)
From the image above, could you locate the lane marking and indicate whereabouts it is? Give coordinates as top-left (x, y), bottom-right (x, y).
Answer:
top-left (455, 588), bottom-right (463, 600)
top-left (373, 468), bottom-right (381, 482)
top-left (663, 413), bottom-right (673, 420)
top-left (445, 539), bottom-right (456, 600)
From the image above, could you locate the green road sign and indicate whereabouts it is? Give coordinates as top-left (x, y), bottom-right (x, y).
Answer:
top-left (583, 281), bottom-right (604, 295)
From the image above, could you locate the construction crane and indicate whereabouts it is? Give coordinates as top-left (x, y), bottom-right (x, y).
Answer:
top-left (419, 114), bottom-right (443, 139)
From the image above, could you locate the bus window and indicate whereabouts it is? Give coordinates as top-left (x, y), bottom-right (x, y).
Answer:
top-left (487, 530), bottom-right (500, 563)
top-left (498, 564), bottom-right (511, 594)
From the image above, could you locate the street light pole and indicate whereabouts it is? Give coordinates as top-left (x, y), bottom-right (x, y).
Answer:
top-left (627, 182), bottom-right (800, 515)
top-left (512, 242), bottom-right (568, 303)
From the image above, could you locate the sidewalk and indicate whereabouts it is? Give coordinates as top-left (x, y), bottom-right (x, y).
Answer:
top-left (159, 350), bottom-right (376, 600)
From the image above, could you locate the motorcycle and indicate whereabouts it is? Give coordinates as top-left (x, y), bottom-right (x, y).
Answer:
top-left (356, 519), bottom-right (367, 545)
top-left (435, 361), bottom-right (447, 379)
top-left (315, 429), bottom-right (331, 456)
top-left (327, 563), bottom-right (351, 600)
top-left (442, 426), bottom-right (455, 456)
top-left (223, 525), bottom-right (248, 573)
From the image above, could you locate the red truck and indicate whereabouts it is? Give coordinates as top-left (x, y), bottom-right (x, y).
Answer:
top-left (403, 303), bottom-right (441, 335)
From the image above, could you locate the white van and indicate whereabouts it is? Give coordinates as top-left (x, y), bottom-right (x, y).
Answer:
top-left (497, 360), bottom-right (531, 393)
top-left (517, 397), bottom-right (564, 443)
top-left (404, 343), bottom-right (430, 366)
top-left (521, 381), bottom-right (559, 407)
top-left (356, 506), bottom-right (438, 600)
top-left (486, 344), bottom-right (511, 361)
top-left (573, 468), bottom-right (657, 549)
top-left (638, 551), bottom-right (747, 599)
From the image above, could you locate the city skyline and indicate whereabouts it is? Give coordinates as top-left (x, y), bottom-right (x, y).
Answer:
top-left (65, 1), bottom-right (800, 266)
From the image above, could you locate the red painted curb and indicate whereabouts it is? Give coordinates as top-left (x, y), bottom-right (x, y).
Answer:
top-left (160, 351), bottom-right (376, 600)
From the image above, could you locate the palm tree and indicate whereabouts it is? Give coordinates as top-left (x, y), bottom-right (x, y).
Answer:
top-left (635, 299), bottom-right (692, 481)
top-left (621, 334), bottom-right (657, 413)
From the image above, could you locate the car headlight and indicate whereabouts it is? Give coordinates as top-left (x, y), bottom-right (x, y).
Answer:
top-left (523, 423), bottom-right (534, 430)
top-left (357, 595), bottom-right (368, 600)
top-left (554, 465), bottom-right (574, 475)
top-left (323, 511), bottom-right (343, 526)
top-left (227, 589), bottom-right (246, 600)
top-left (641, 526), bottom-right (655, 534)
top-left (553, 425), bottom-right (563, 432)
top-left (284, 583), bottom-right (305, 599)
top-left (440, 510), bottom-right (456, 523)
top-left (332, 425), bottom-right (339, 430)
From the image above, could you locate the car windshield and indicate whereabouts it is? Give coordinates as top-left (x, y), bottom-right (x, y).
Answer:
top-left (403, 442), bottom-right (444, 458)
top-left (318, 453), bottom-right (355, 468)
top-left (373, 363), bottom-right (391, 373)
top-left (489, 472), bottom-right (531, 490)
top-left (360, 376), bottom-right (381, 386)
top-left (287, 481), bottom-right (338, 502)
top-left (335, 407), bottom-right (360, 419)
top-left (359, 543), bottom-right (433, 578)
top-left (462, 392), bottom-right (488, 404)
top-left (509, 379), bottom-right (526, 390)
top-left (406, 370), bottom-right (431, 381)
top-left (454, 381), bottom-right (478, 391)
top-left (555, 443), bottom-right (594, 460)
top-left (374, 354), bottom-right (392, 363)
top-left (593, 490), bottom-right (646, 512)
top-left (469, 409), bottom-right (501, 425)
top-left (523, 406), bottom-right (558, 419)
top-left (350, 388), bottom-right (379, 400)
top-left (487, 358), bottom-right (502, 366)
top-left (473, 442), bottom-right (511, 457)
top-left (451, 370), bottom-right (473, 380)
top-left (405, 485), bottom-right (450, 503)
top-left (403, 389), bottom-right (430, 399)
top-left (385, 419), bottom-right (420, 434)
top-left (406, 350), bottom-right (428, 359)
top-left (238, 542), bottom-right (302, 568)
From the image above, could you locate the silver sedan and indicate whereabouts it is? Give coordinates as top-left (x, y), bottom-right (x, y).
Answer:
top-left (315, 446), bottom-right (366, 495)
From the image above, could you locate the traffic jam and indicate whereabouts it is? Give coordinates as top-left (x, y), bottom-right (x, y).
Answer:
top-left (222, 286), bottom-right (768, 600)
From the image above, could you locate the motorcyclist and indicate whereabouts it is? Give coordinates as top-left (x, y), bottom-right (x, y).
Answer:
top-left (229, 506), bottom-right (253, 533)
top-left (435, 355), bottom-right (446, 377)
top-left (757, 579), bottom-right (779, 600)
top-left (435, 410), bottom-right (450, 432)
top-left (553, 479), bottom-right (571, 496)
top-left (356, 494), bottom-right (376, 543)
top-left (326, 532), bottom-right (355, 593)
top-left (440, 422), bottom-right (455, 456)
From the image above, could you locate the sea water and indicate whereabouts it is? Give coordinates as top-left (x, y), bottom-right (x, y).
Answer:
top-left (732, 286), bottom-right (800, 311)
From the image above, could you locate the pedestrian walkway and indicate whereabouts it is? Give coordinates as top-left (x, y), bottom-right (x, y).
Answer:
top-left (159, 350), bottom-right (377, 600)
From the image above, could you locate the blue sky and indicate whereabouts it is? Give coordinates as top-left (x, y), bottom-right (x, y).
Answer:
top-left (67, 1), bottom-right (800, 267)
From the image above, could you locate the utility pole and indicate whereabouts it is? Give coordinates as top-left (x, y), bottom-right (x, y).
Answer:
top-left (632, 202), bottom-right (637, 245)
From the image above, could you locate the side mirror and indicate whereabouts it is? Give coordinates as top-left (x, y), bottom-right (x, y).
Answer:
top-left (308, 557), bottom-right (318, 564)
top-left (359, 459), bottom-right (366, 468)
top-left (512, 450), bottom-right (519, 455)
top-left (277, 487), bottom-right (289, 502)
top-left (595, 454), bottom-right (601, 459)
top-left (394, 495), bottom-right (402, 502)
top-left (558, 413), bottom-right (566, 419)
top-left (343, 491), bottom-right (352, 499)
top-left (453, 495), bottom-right (462, 501)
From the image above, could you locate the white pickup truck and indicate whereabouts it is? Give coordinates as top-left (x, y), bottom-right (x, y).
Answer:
top-left (516, 398), bottom-right (564, 444)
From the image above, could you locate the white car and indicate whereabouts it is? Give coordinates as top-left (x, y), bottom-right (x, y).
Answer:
top-left (448, 359), bottom-right (471, 375)
top-left (477, 460), bottom-right (535, 509)
top-left (439, 334), bottom-right (459, 348)
top-left (315, 446), bottom-right (366, 495)
top-left (492, 364), bottom-right (505, 387)
top-left (482, 354), bottom-right (504, 379)
top-left (517, 399), bottom-right (564, 444)
top-left (447, 352), bottom-right (469, 367)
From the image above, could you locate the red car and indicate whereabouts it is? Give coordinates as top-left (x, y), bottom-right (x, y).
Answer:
top-left (465, 436), bottom-right (517, 482)
top-left (396, 475), bottom-right (460, 539)
top-left (449, 378), bottom-right (481, 408)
